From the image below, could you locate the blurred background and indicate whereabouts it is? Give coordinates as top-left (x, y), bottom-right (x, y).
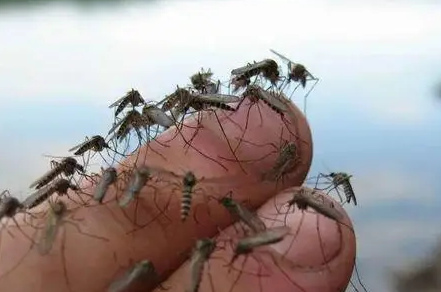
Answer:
top-left (1, 0), bottom-right (441, 291)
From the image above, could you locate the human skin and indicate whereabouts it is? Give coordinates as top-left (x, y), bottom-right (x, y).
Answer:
top-left (0, 99), bottom-right (356, 292)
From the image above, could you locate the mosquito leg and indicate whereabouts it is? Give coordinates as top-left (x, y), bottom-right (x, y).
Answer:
top-left (302, 78), bottom-right (319, 116)
top-left (183, 111), bottom-right (204, 154)
top-left (315, 213), bottom-right (332, 273)
top-left (288, 83), bottom-right (301, 100)
top-left (60, 228), bottom-right (73, 292)
top-left (0, 227), bottom-right (38, 280)
top-left (11, 217), bottom-right (38, 246)
top-left (211, 110), bottom-right (247, 174)
top-left (232, 101), bottom-right (254, 154)
top-left (173, 120), bottom-right (229, 171)
top-left (206, 261), bottom-right (216, 292)
top-left (63, 221), bottom-right (109, 242)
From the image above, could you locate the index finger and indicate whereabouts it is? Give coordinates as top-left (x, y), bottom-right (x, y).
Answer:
top-left (0, 98), bottom-right (312, 292)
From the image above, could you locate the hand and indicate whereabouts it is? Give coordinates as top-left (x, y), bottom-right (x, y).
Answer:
top-left (0, 99), bottom-right (356, 292)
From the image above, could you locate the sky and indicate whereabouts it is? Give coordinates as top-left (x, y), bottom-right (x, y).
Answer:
top-left (1, 0), bottom-right (441, 291)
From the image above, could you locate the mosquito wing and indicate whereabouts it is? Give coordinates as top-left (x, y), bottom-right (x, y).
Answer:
top-left (195, 93), bottom-right (241, 103)
top-left (93, 167), bottom-right (117, 203)
top-left (38, 208), bottom-right (64, 255)
top-left (240, 226), bottom-right (290, 248)
top-left (260, 88), bottom-right (288, 111)
top-left (188, 251), bottom-right (205, 292)
top-left (28, 167), bottom-right (59, 189)
top-left (231, 59), bottom-right (274, 76)
top-left (302, 194), bottom-right (345, 221)
top-left (22, 186), bottom-right (51, 209)
top-left (68, 138), bottom-right (91, 153)
top-left (235, 203), bottom-right (267, 233)
top-left (269, 49), bottom-right (294, 65)
top-left (145, 106), bottom-right (174, 128)
top-left (108, 94), bottom-right (128, 109)
top-left (147, 166), bottom-right (183, 182)
top-left (108, 260), bottom-right (155, 292)
top-left (108, 118), bottom-right (126, 135)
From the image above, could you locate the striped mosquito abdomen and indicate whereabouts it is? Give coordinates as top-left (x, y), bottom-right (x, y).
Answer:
top-left (329, 172), bottom-right (357, 206)
top-left (202, 100), bottom-right (235, 111)
top-left (24, 186), bottom-right (56, 209)
top-left (29, 157), bottom-right (81, 189)
top-left (342, 181), bottom-right (357, 205)
top-left (114, 98), bottom-right (131, 117)
top-left (29, 157), bottom-right (78, 189)
top-left (24, 178), bottom-right (78, 210)
top-left (181, 171), bottom-right (197, 222)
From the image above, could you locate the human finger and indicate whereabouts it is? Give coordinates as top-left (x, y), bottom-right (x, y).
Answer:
top-left (0, 98), bottom-right (313, 292)
top-left (157, 188), bottom-right (356, 292)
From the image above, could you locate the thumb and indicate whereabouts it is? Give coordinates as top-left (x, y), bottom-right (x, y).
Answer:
top-left (156, 187), bottom-right (356, 292)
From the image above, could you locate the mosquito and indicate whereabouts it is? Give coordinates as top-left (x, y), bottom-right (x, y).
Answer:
top-left (0, 194), bottom-right (41, 281)
top-left (69, 135), bottom-right (110, 156)
top-left (93, 167), bottom-right (118, 204)
top-left (230, 74), bottom-right (251, 93)
top-left (0, 194), bottom-right (38, 244)
top-left (38, 201), bottom-right (109, 292)
top-left (119, 166), bottom-right (156, 208)
top-left (142, 103), bottom-right (174, 129)
top-left (23, 178), bottom-right (81, 210)
top-left (270, 49), bottom-right (319, 113)
top-left (151, 168), bottom-right (241, 224)
top-left (220, 129), bottom-right (303, 192)
top-left (68, 135), bottom-right (124, 169)
top-left (231, 59), bottom-right (281, 89)
top-left (29, 157), bottom-right (84, 190)
top-left (313, 172), bottom-right (357, 206)
top-left (229, 84), bottom-right (306, 153)
top-left (229, 226), bottom-right (289, 265)
top-left (160, 88), bottom-right (238, 172)
top-left (226, 226), bottom-right (306, 292)
top-left (172, 92), bottom-right (243, 170)
top-left (108, 109), bottom-right (145, 143)
top-left (160, 86), bottom-right (192, 113)
top-left (109, 88), bottom-right (145, 118)
top-left (108, 109), bottom-right (167, 163)
top-left (190, 68), bottom-right (221, 94)
top-left (187, 238), bottom-right (217, 292)
top-left (118, 166), bottom-right (170, 229)
top-left (217, 191), bottom-right (266, 234)
top-left (107, 259), bottom-right (164, 292)
top-left (282, 186), bottom-right (344, 224)
top-left (273, 186), bottom-right (352, 275)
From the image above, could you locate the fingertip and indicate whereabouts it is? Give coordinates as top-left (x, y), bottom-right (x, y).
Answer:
top-left (257, 187), bottom-right (356, 291)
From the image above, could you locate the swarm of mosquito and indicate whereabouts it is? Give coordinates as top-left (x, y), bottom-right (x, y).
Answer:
top-left (0, 51), bottom-right (369, 292)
